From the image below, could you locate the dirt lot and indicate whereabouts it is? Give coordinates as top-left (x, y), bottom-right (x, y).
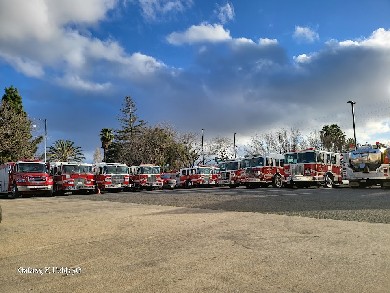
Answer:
top-left (1, 196), bottom-right (389, 292)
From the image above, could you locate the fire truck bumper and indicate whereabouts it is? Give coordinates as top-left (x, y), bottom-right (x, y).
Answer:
top-left (246, 178), bottom-right (262, 183)
top-left (291, 175), bottom-right (315, 182)
top-left (18, 185), bottom-right (53, 192)
top-left (144, 182), bottom-right (162, 187)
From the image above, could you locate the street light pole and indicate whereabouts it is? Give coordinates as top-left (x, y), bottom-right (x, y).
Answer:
top-left (201, 128), bottom-right (204, 165)
top-left (44, 118), bottom-right (47, 162)
top-left (347, 101), bottom-right (357, 150)
top-left (233, 132), bottom-right (237, 158)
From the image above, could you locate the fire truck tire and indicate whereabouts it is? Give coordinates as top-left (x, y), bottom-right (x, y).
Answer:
top-left (324, 174), bottom-right (334, 188)
top-left (272, 174), bottom-right (283, 188)
top-left (185, 180), bottom-right (192, 189)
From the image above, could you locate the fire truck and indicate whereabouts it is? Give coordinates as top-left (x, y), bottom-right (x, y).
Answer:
top-left (218, 159), bottom-right (245, 188)
top-left (284, 148), bottom-right (343, 188)
top-left (0, 160), bottom-right (53, 198)
top-left (344, 143), bottom-right (390, 188)
top-left (177, 165), bottom-right (218, 188)
top-left (243, 154), bottom-right (285, 188)
top-left (94, 162), bottom-right (131, 192)
top-left (129, 164), bottom-right (163, 190)
top-left (51, 162), bottom-right (95, 195)
top-left (177, 167), bottom-right (195, 188)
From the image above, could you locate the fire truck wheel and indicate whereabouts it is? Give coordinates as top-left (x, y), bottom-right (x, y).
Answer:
top-left (324, 174), bottom-right (334, 188)
top-left (272, 174), bottom-right (283, 188)
top-left (185, 180), bottom-right (192, 189)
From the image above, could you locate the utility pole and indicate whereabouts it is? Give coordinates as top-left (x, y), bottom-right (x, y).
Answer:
top-left (347, 101), bottom-right (357, 150)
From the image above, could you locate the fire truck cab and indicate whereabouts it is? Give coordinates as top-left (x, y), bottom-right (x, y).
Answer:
top-left (344, 143), bottom-right (390, 188)
top-left (177, 167), bottom-right (196, 188)
top-left (94, 162), bottom-right (131, 193)
top-left (178, 165), bottom-right (218, 188)
top-left (0, 160), bottom-right (53, 198)
top-left (218, 159), bottom-right (244, 188)
top-left (51, 162), bottom-right (95, 195)
top-left (285, 148), bottom-right (342, 188)
top-left (130, 164), bottom-right (163, 190)
top-left (244, 153), bottom-right (285, 188)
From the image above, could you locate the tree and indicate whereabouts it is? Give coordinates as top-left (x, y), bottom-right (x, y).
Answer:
top-left (245, 128), bottom-right (304, 156)
top-left (320, 124), bottom-right (346, 152)
top-left (47, 140), bottom-right (85, 162)
top-left (109, 96), bottom-right (147, 164)
top-left (93, 147), bottom-right (103, 164)
top-left (208, 136), bottom-right (233, 162)
top-left (0, 87), bottom-right (42, 163)
top-left (100, 128), bottom-right (114, 162)
top-left (2, 85), bottom-right (24, 114)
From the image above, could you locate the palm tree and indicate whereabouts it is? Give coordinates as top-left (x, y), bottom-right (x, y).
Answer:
top-left (100, 128), bottom-right (114, 162)
top-left (47, 140), bottom-right (85, 162)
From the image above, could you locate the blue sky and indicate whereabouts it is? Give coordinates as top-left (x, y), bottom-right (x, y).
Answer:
top-left (1, 0), bottom-right (390, 161)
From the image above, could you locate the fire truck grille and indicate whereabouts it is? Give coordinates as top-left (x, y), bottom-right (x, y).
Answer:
top-left (112, 175), bottom-right (124, 184)
top-left (292, 165), bottom-right (304, 175)
top-left (74, 178), bottom-right (85, 185)
top-left (29, 176), bottom-right (46, 182)
top-left (147, 175), bottom-right (157, 183)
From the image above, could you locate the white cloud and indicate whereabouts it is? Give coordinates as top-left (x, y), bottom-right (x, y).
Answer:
top-left (293, 53), bottom-right (312, 64)
top-left (338, 28), bottom-right (390, 48)
top-left (293, 26), bottom-right (319, 43)
top-left (166, 23), bottom-right (232, 45)
top-left (57, 74), bottom-right (112, 91)
top-left (0, 52), bottom-right (44, 77)
top-left (259, 38), bottom-right (278, 46)
top-left (215, 2), bottom-right (235, 24)
top-left (138, 0), bottom-right (193, 22)
top-left (0, 0), bottom-right (166, 90)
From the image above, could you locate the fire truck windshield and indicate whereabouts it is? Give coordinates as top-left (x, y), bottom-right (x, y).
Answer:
top-left (17, 163), bottom-right (46, 173)
top-left (218, 163), bottom-right (226, 171)
top-left (197, 167), bottom-right (211, 174)
top-left (225, 161), bottom-right (239, 171)
top-left (104, 165), bottom-right (128, 174)
top-left (139, 166), bottom-right (160, 174)
top-left (62, 165), bottom-right (92, 174)
top-left (249, 157), bottom-right (264, 167)
top-left (284, 153), bottom-right (297, 164)
top-left (297, 151), bottom-right (316, 163)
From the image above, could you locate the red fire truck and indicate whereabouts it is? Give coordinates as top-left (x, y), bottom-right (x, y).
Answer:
top-left (129, 164), bottom-right (163, 190)
top-left (94, 162), bottom-right (131, 192)
top-left (177, 167), bottom-right (195, 188)
top-left (243, 153), bottom-right (285, 188)
top-left (177, 165), bottom-right (218, 188)
top-left (284, 148), bottom-right (342, 188)
top-left (51, 162), bottom-right (95, 195)
top-left (217, 159), bottom-right (245, 188)
top-left (0, 160), bottom-right (53, 198)
top-left (343, 143), bottom-right (390, 188)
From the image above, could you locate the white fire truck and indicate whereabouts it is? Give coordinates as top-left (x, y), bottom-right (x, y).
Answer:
top-left (94, 162), bottom-right (131, 192)
top-left (243, 153), bottom-right (285, 188)
top-left (344, 143), bottom-right (390, 188)
top-left (0, 160), bottom-right (53, 198)
top-left (284, 148), bottom-right (343, 188)
top-left (218, 159), bottom-right (245, 188)
top-left (129, 164), bottom-right (163, 190)
top-left (50, 162), bottom-right (95, 195)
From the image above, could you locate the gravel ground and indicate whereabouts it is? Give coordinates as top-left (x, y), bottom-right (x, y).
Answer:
top-left (69, 186), bottom-right (390, 223)
top-left (1, 196), bottom-right (390, 293)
